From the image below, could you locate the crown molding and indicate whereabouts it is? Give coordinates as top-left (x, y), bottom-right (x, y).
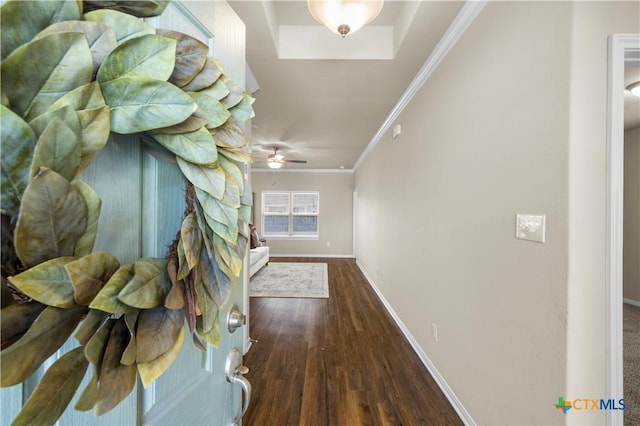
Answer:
top-left (353, 0), bottom-right (487, 171)
top-left (251, 168), bottom-right (353, 174)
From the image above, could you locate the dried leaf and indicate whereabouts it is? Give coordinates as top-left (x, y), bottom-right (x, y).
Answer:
top-left (83, 1), bottom-right (170, 18)
top-left (118, 258), bottom-right (170, 309)
top-left (198, 245), bottom-right (232, 307)
top-left (12, 346), bottom-right (89, 425)
top-left (157, 29), bottom-right (208, 87)
top-left (72, 180), bottom-right (102, 257)
top-left (83, 9), bottom-right (154, 44)
top-left (0, 302), bottom-right (46, 350)
top-left (94, 318), bottom-right (136, 416)
top-left (229, 92), bottom-right (255, 124)
top-left (30, 117), bottom-right (82, 182)
top-left (96, 34), bottom-right (176, 83)
top-left (212, 118), bottom-right (247, 151)
top-left (66, 252), bottom-right (120, 305)
top-left (181, 213), bottom-right (202, 270)
top-left (149, 109), bottom-right (208, 135)
top-left (150, 127), bottom-right (217, 166)
top-left (0, 0), bottom-right (81, 60)
top-left (0, 306), bottom-right (84, 387)
top-left (91, 262), bottom-right (135, 314)
top-left (136, 305), bottom-right (185, 363)
top-left (8, 257), bottom-right (77, 308)
top-left (73, 308), bottom-right (108, 346)
top-left (182, 57), bottom-right (223, 92)
top-left (219, 75), bottom-right (244, 110)
top-left (199, 77), bottom-right (229, 101)
top-left (138, 326), bottom-right (184, 388)
top-left (34, 20), bottom-right (118, 77)
top-left (100, 76), bottom-right (197, 134)
top-left (0, 106), bottom-right (37, 216)
top-left (14, 168), bottom-right (88, 268)
top-left (189, 91), bottom-right (230, 130)
top-left (120, 310), bottom-right (139, 366)
top-left (176, 156), bottom-right (225, 200)
top-left (1, 32), bottom-right (93, 120)
top-left (164, 256), bottom-right (185, 310)
top-left (195, 187), bottom-right (238, 241)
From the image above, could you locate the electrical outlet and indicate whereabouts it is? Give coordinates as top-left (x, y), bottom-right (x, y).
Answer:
top-left (432, 324), bottom-right (438, 342)
top-left (516, 214), bottom-right (546, 243)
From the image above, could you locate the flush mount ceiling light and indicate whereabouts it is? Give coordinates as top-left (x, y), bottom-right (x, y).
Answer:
top-left (627, 81), bottom-right (640, 97)
top-left (307, 0), bottom-right (384, 38)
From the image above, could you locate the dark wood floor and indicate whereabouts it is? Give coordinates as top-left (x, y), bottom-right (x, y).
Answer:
top-left (243, 258), bottom-right (462, 426)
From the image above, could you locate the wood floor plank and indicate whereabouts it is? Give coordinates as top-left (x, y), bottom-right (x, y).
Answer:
top-left (243, 258), bottom-right (462, 426)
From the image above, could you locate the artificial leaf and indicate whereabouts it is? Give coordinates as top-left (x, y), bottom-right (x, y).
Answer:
top-left (165, 256), bottom-right (185, 309)
top-left (199, 77), bottom-right (229, 101)
top-left (83, 9), bottom-right (155, 44)
top-left (74, 309), bottom-right (108, 346)
top-left (219, 170), bottom-right (241, 209)
top-left (150, 109), bottom-right (208, 135)
top-left (218, 146), bottom-right (253, 164)
top-left (48, 82), bottom-right (111, 178)
top-left (219, 76), bottom-right (244, 109)
top-left (229, 93), bottom-right (256, 124)
top-left (183, 271), bottom-right (198, 332)
top-left (94, 318), bottom-right (136, 416)
top-left (1, 32), bottom-right (93, 120)
top-left (239, 204), bottom-right (252, 229)
top-left (195, 187), bottom-right (238, 239)
top-left (0, 106), bottom-right (37, 216)
top-left (201, 208), bottom-right (237, 246)
top-left (176, 239), bottom-right (190, 281)
top-left (181, 213), bottom-right (202, 270)
top-left (83, 1), bottom-right (170, 18)
top-left (91, 262), bottom-right (135, 314)
top-left (12, 346), bottom-right (89, 426)
top-left (29, 104), bottom-right (81, 139)
top-left (101, 76), bottom-right (197, 134)
top-left (157, 29), bottom-right (208, 87)
top-left (198, 245), bottom-right (232, 307)
top-left (194, 201), bottom-right (214, 259)
top-left (188, 91), bottom-right (230, 130)
top-left (118, 258), bottom-right (170, 309)
top-left (97, 34), bottom-right (176, 83)
top-left (0, 306), bottom-right (84, 387)
top-left (150, 127), bottom-right (217, 166)
top-left (138, 326), bottom-right (184, 388)
top-left (135, 305), bottom-right (185, 363)
top-left (74, 374), bottom-right (98, 412)
top-left (120, 310), bottom-right (140, 366)
top-left (34, 20), bottom-right (118, 77)
top-left (72, 180), bottom-right (102, 257)
top-left (30, 117), bottom-right (82, 182)
top-left (182, 57), bottom-right (223, 92)
top-left (0, 302), bottom-right (46, 350)
top-left (194, 279), bottom-right (217, 335)
top-left (212, 118), bottom-right (247, 150)
top-left (195, 308), bottom-right (220, 348)
top-left (66, 252), bottom-right (120, 305)
top-left (8, 257), bottom-right (77, 308)
top-left (0, 0), bottom-right (81, 60)
top-left (14, 167), bottom-right (88, 268)
top-left (176, 157), bottom-right (225, 200)
top-left (213, 233), bottom-right (242, 278)
top-left (218, 154), bottom-right (245, 193)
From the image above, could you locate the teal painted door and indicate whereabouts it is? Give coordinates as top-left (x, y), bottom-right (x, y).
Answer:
top-left (0, 2), bottom-right (250, 424)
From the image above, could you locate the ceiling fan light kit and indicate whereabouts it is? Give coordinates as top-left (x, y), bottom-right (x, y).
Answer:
top-left (266, 146), bottom-right (308, 169)
top-left (627, 81), bottom-right (640, 97)
top-left (307, 0), bottom-right (384, 38)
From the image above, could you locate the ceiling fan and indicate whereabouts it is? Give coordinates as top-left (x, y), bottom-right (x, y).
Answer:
top-left (267, 146), bottom-right (307, 169)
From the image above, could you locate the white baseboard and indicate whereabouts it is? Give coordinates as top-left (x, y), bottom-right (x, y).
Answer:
top-left (269, 254), bottom-right (355, 258)
top-left (624, 298), bottom-right (640, 308)
top-left (356, 260), bottom-right (475, 426)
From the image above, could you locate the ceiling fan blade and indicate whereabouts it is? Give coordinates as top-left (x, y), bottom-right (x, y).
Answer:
top-left (283, 159), bottom-right (307, 164)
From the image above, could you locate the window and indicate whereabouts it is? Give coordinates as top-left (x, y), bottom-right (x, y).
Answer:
top-left (262, 191), bottom-right (319, 238)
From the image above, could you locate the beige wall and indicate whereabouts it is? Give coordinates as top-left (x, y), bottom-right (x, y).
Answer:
top-left (250, 171), bottom-right (353, 257)
top-left (354, 2), bottom-right (639, 425)
top-left (625, 128), bottom-right (640, 302)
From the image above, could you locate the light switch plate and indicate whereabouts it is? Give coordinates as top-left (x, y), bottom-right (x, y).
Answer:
top-left (516, 214), bottom-right (546, 243)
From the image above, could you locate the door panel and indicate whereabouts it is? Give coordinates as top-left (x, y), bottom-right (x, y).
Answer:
top-left (1, 2), bottom-right (249, 425)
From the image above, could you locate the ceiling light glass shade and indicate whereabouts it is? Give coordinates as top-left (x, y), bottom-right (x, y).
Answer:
top-left (267, 161), bottom-right (283, 169)
top-left (307, 0), bottom-right (383, 37)
top-left (627, 81), bottom-right (640, 97)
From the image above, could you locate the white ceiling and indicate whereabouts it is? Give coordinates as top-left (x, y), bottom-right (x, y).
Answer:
top-left (227, 1), bottom-right (640, 170)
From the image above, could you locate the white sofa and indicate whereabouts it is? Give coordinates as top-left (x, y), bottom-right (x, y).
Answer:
top-left (249, 246), bottom-right (269, 277)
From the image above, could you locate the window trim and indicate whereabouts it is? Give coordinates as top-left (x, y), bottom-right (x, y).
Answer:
top-left (262, 191), bottom-right (319, 239)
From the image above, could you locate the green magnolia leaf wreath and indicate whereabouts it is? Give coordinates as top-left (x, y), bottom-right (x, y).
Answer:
top-left (0, 1), bottom-right (255, 424)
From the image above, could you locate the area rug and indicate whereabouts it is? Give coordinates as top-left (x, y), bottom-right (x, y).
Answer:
top-left (250, 262), bottom-right (329, 298)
